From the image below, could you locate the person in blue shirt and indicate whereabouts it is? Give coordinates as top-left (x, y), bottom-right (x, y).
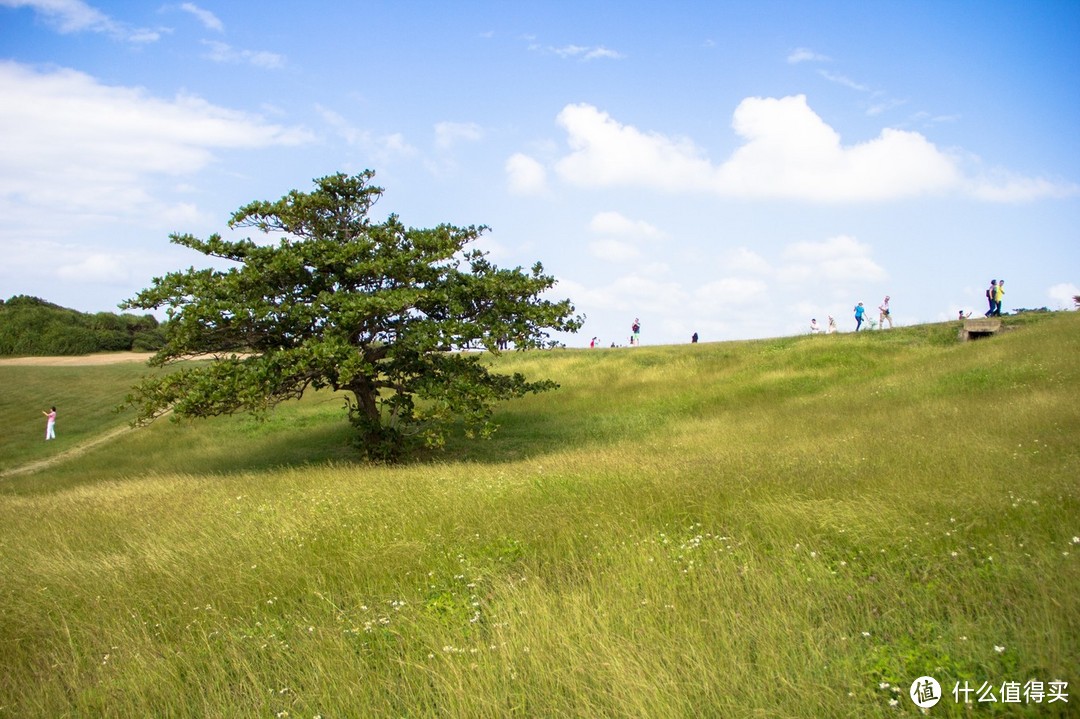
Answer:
top-left (854, 302), bottom-right (865, 331)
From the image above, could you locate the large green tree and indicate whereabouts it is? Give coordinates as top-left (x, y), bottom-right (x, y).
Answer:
top-left (122, 171), bottom-right (582, 460)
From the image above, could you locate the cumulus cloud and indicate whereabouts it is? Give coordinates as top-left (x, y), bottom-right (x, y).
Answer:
top-left (586, 212), bottom-right (664, 262)
top-left (557, 273), bottom-right (687, 315)
top-left (505, 153), bottom-right (548, 195)
top-left (0, 61), bottom-right (312, 232)
top-left (0, 0), bottom-right (160, 42)
top-left (554, 103), bottom-right (715, 191)
top-left (548, 96), bottom-right (1077, 203)
top-left (780, 234), bottom-right (886, 282)
top-left (1047, 283), bottom-right (1080, 310)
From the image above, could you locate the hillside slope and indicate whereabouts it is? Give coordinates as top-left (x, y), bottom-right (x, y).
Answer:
top-left (1, 312), bottom-right (1077, 717)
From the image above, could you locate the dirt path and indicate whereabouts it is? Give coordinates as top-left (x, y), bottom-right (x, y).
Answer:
top-left (0, 352), bottom-right (156, 367)
top-left (0, 424), bottom-right (140, 479)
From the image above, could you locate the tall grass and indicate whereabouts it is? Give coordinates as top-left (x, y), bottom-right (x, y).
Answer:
top-left (1, 313), bottom-right (1077, 717)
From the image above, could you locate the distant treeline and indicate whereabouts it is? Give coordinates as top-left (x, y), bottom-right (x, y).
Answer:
top-left (0, 296), bottom-right (166, 356)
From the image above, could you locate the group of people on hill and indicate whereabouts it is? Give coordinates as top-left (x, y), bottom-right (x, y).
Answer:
top-left (599, 282), bottom-right (1007, 349)
top-left (860, 295), bottom-right (893, 331)
top-left (985, 279), bottom-right (1005, 317)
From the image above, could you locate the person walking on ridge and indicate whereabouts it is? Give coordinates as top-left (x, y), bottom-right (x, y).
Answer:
top-left (854, 302), bottom-right (865, 331)
top-left (993, 280), bottom-right (1005, 316)
top-left (985, 279), bottom-right (998, 317)
top-left (878, 296), bottom-right (893, 329)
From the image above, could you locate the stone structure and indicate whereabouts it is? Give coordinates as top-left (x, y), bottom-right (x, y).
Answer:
top-left (959, 317), bottom-right (1002, 341)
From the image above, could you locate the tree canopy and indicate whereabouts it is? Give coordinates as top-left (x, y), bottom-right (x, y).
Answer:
top-left (122, 171), bottom-right (582, 460)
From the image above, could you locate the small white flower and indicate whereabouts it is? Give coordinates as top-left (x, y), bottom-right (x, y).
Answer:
top-left (889, 698), bottom-right (899, 706)
top-left (880, 682), bottom-right (890, 689)
top-left (862, 631), bottom-right (871, 637)
top-left (1072, 536), bottom-right (1080, 545)
top-left (994, 645), bottom-right (1005, 653)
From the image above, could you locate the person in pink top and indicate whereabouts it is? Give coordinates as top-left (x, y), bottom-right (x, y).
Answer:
top-left (42, 406), bottom-right (56, 440)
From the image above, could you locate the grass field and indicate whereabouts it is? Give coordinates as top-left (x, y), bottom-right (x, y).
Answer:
top-left (1, 313), bottom-right (1078, 717)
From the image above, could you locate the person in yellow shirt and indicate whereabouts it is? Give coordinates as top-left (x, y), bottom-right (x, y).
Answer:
top-left (993, 280), bottom-right (1005, 316)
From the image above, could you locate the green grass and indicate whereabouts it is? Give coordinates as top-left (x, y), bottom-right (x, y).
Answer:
top-left (1, 313), bottom-right (1078, 717)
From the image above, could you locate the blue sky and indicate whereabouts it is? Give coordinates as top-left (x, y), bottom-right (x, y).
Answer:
top-left (1, 0), bottom-right (1078, 346)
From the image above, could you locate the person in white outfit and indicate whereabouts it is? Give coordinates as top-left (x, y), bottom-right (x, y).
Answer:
top-left (43, 406), bottom-right (56, 440)
top-left (878, 296), bottom-right (893, 329)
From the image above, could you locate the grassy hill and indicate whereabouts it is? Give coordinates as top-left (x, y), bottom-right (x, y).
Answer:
top-left (1, 313), bottom-right (1077, 717)
top-left (0, 295), bottom-right (164, 356)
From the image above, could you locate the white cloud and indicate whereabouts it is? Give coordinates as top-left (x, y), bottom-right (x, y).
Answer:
top-left (588, 211), bottom-right (664, 239)
top-left (554, 103), bottom-right (715, 191)
top-left (434, 121), bottom-right (483, 150)
top-left (201, 40), bottom-right (284, 69)
top-left (818, 70), bottom-right (869, 93)
top-left (866, 96), bottom-right (907, 117)
top-left (1047, 283), bottom-right (1079, 310)
top-left (780, 235), bottom-right (886, 282)
top-left (967, 173), bottom-right (1080, 202)
top-left (317, 105), bottom-right (417, 159)
top-left (505, 153), bottom-right (548, 195)
top-left (545, 44), bottom-right (624, 61)
top-left (557, 273), bottom-right (688, 314)
top-left (180, 2), bottom-right (223, 32)
top-left (549, 96), bottom-right (1074, 203)
top-left (0, 0), bottom-right (160, 42)
top-left (788, 47), bottom-right (830, 64)
top-left (717, 95), bottom-right (961, 201)
top-left (588, 238), bottom-right (642, 263)
top-left (55, 252), bottom-right (129, 284)
top-left (722, 247), bottom-right (772, 274)
top-left (695, 278), bottom-right (769, 305)
top-left (0, 61), bottom-right (312, 233)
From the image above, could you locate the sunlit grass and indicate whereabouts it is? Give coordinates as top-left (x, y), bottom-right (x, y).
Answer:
top-left (1, 312), bottom-right (1078, 716)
